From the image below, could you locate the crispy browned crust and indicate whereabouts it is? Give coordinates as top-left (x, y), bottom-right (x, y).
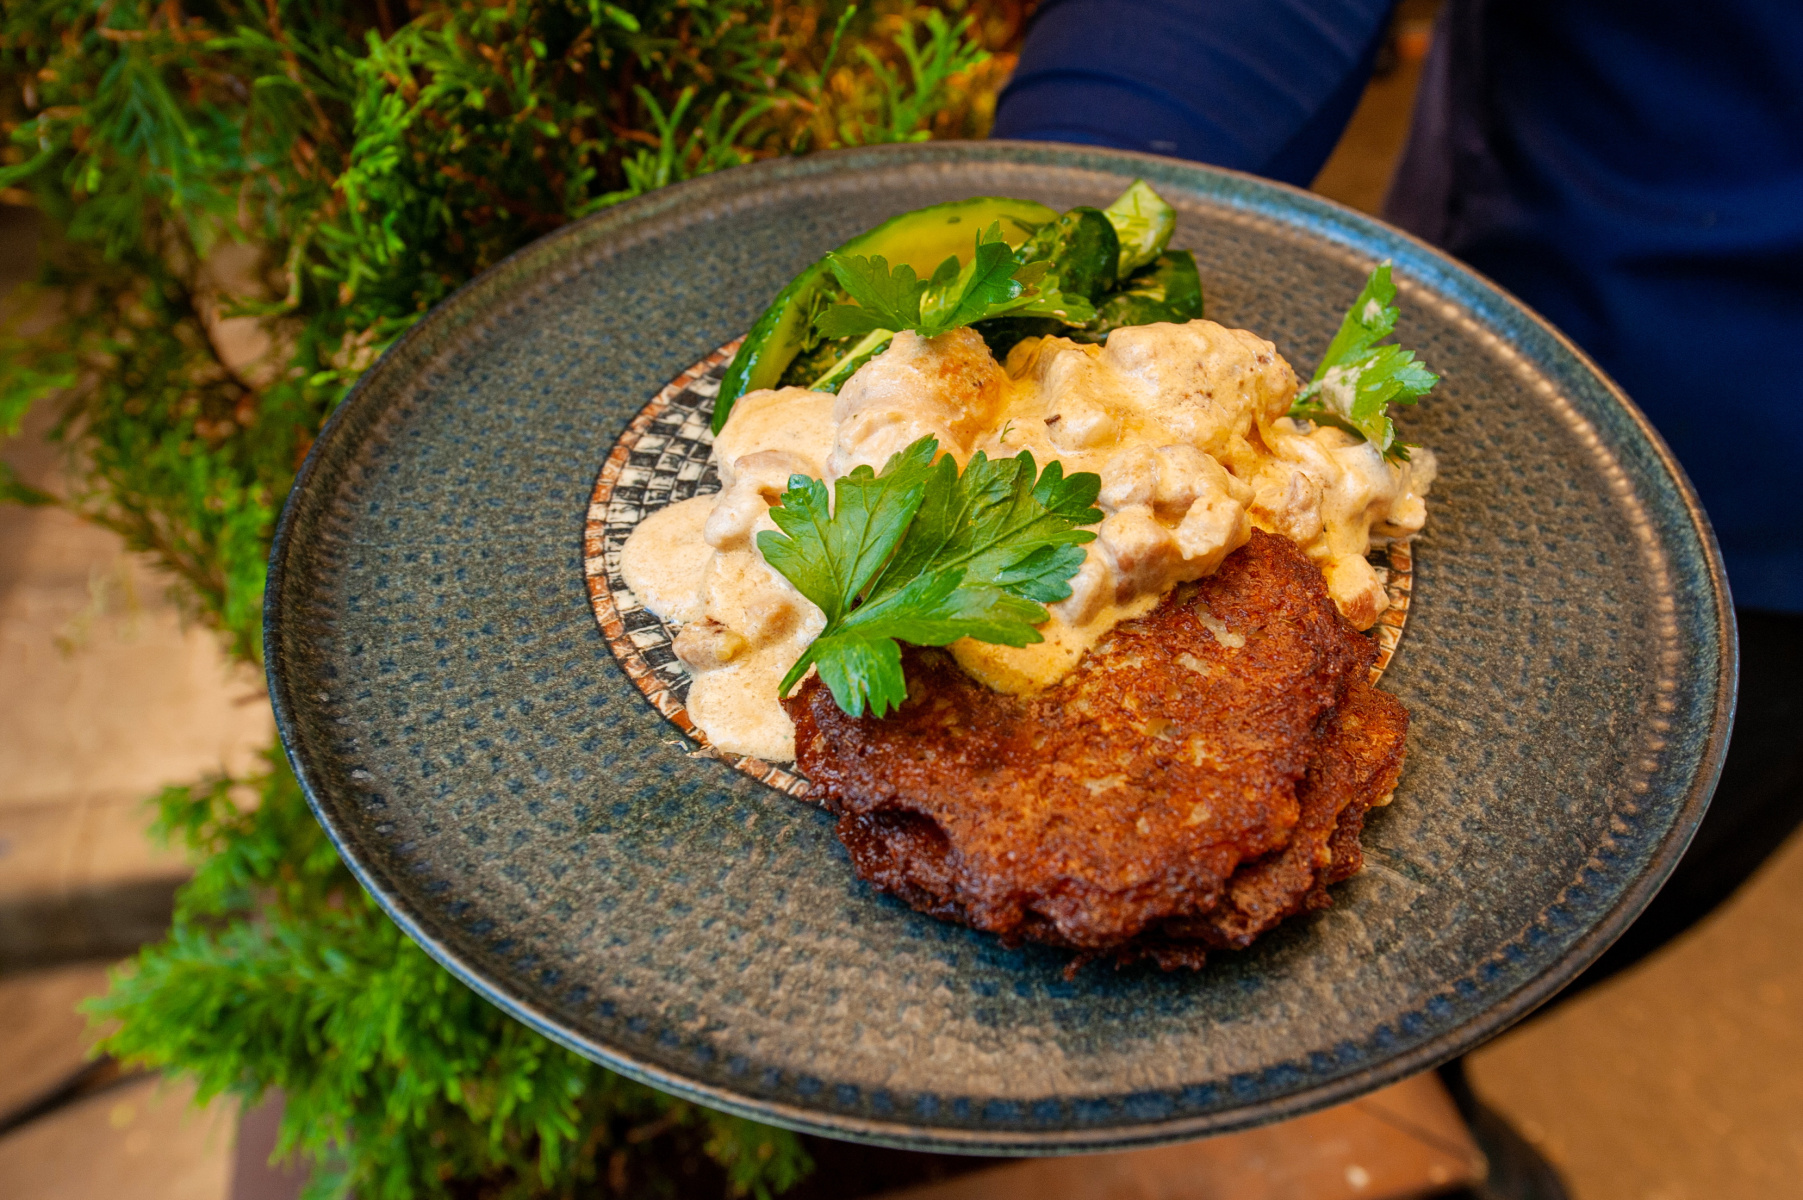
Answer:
top-left (1153, 677), bottom-right (1407, 952)
top-left (786, 531), bottom-right (1409, 968)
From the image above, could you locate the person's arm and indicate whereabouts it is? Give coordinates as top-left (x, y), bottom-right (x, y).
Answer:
top-left (992, 0), bottom-right (1396, 187)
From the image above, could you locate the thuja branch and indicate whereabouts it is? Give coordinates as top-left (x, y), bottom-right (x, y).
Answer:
top-left (0, 3), bottom-right (1023, 1197)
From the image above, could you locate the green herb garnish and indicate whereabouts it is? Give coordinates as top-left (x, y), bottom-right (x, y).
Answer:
top-left (758, 435), bottom-right (1102, 718)
top-left (1288, 262), bottom-right (1438, 461)
top-left (815, 223), bottom-right (1097, 345)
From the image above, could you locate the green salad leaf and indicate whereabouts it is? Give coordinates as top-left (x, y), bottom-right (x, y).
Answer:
top-left (758, 436), bottom-right (1102, 717)
top-left (1009, 206), bottom-right (1119, 302)
top-left (968, 206), bottom-right (1126, 359)
top-left (1288, 262), bottom-right (1438, 461)
top-left (815, 223), bottom-right (1096, 348)
top-left (1076, 249), bottom-right (1203, 341)
top-left (783, 184), bottom-right (1190, 394)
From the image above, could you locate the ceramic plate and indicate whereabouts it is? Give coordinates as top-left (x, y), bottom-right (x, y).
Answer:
top-left (265, 142), bottom-right (1734, 1152)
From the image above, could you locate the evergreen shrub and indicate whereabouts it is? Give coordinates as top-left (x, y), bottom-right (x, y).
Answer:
top-left (0, 2), bottom-right (1028, 1193)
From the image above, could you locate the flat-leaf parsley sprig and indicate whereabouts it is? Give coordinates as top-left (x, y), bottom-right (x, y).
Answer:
top-left (1288, 262), bottom-right (1439, 461)
top-left (817, 222), bottom-right (1098, 343)
top-left (799, 223), bottom-right (1103, 393)
top-left (758, 436), bottom-right (1103, 718)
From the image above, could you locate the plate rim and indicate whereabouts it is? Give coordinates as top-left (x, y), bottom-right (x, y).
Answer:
top-left (264, 139), bottom-right (1738, 1152)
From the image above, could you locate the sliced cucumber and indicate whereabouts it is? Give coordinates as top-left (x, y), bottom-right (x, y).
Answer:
top-left (713, 196), bottom-right (1057, 432)
top-left (1103, 180), bottom-right (1177, 277)
top-left (808, 328), bottom-right (895, 393)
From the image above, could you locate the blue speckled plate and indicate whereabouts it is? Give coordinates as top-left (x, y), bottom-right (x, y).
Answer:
top-left (265, 142), bottom-right (1735, 1153)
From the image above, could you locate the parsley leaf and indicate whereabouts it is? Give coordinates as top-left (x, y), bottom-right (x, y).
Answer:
top-left (806, 329), bottom-right (895, 392)
top-left (758, 435), bottom-right (1102, 718)
top-left (917, 233), bottom-right (1036, 331)
top-left (815, 256), bottom-right (926, 338)
top-left (755, 436), bottom-right (938, 627)
top-left (815, 223), bottom-right (1096, 349)
top-left (1288, 262), bottom-right (1439, 461)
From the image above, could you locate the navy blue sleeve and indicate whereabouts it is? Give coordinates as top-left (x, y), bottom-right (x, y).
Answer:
top-left (991, 0), bottom-right (1396, 186)
top-left (1386, 0), bottom-right (1803, 610)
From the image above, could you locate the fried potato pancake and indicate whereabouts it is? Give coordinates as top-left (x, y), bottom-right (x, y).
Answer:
top-left (785, 530), bottom-right (1408, 967)
top-left (1141, 678), bottom-right (1406, 967)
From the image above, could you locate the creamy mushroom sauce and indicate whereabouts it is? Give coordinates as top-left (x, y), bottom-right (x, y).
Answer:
top-left (619, 321), bottom-right (1435, 763)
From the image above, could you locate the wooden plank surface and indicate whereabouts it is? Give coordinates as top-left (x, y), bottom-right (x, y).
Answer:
top-left (871, 1072), bottom-right (1482, 1200)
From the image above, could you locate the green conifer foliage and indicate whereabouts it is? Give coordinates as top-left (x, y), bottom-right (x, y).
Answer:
top-left (0, 2), bottom-right (1028, 1193)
